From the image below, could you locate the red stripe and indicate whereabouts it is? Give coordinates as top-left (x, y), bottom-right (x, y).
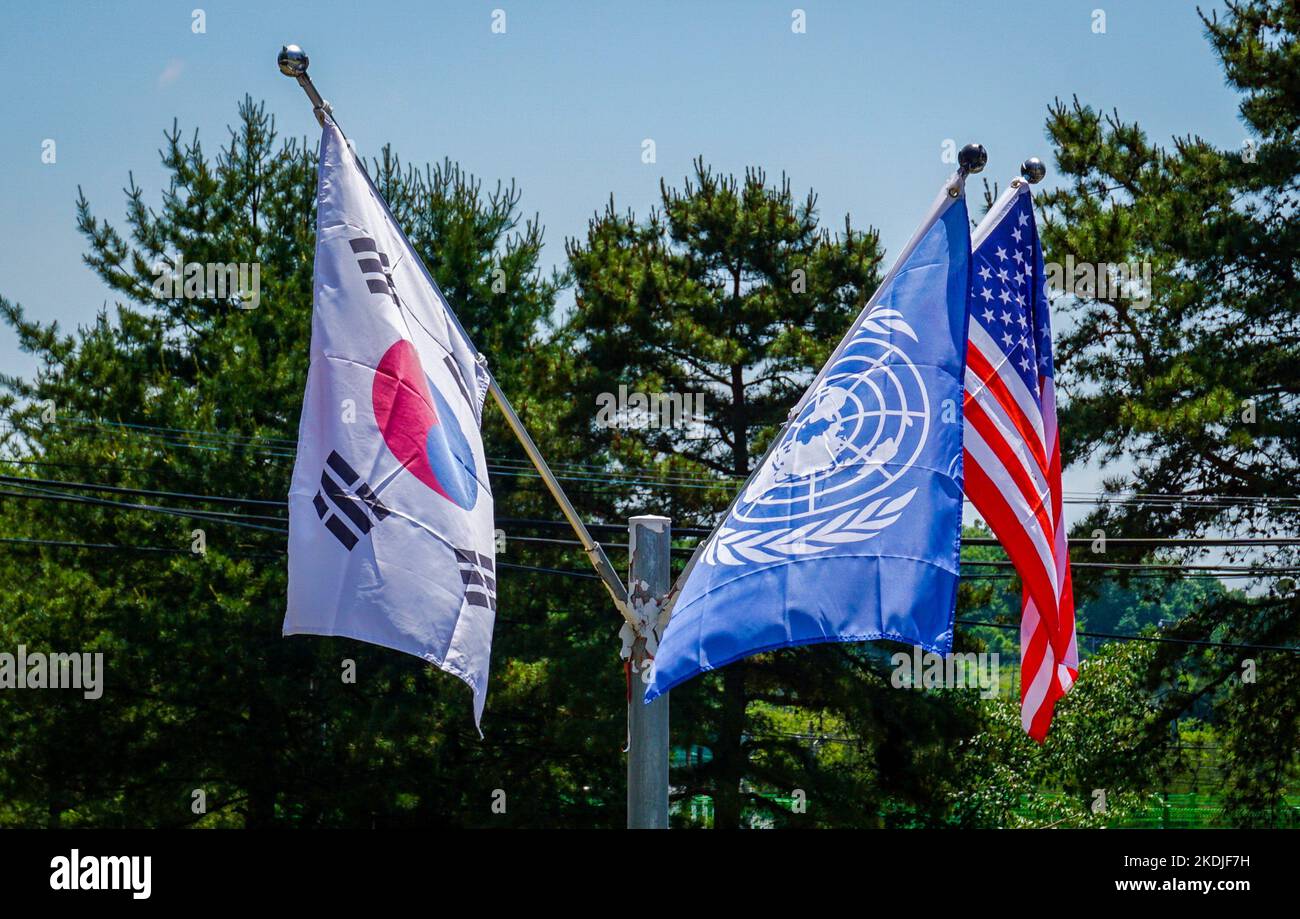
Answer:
top-left (1019, 600), bottom-right (1061, 743)
top-left (1020, 613), bottom-right (1049, 707)
top-left (964, 398), bottom-right (1055, 547)
top-left (963, 452), bottom-right (1060, 635)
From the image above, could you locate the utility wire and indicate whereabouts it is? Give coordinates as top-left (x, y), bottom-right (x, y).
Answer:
top-left (0, 487), bottom-right (288, 534)
top-left (7, 420), bottom-right (1300, 508)
top-left (0, 536), bottom-right (279, 560)
top-left (14, 417), bottom-right (1300, 503)
top-left (0, 534), bottom-right (1270, 579)
top-left (497, 516), bottom-right (1300, 546)
top-left (1, 484), bottom-right (1296, 573)
top-left (0, 473), bottom-right (286, 508)
top-left (497, 560), bottom-right (601, 581)
top-left (954, 617), bottom-right (1300, 655)
top-left (4, 534), bottom-right (1293, 650)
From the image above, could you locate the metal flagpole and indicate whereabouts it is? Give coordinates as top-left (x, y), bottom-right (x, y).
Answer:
top-left (627, 516), bottom-right (670, 828)
top-left (276, 45), bottom-right (633, 625)
top-left (656, 144), bottom-right (989, 628)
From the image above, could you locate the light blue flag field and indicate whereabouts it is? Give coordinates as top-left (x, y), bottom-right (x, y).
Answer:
top-left (646, 174), bottom-right (972, 702)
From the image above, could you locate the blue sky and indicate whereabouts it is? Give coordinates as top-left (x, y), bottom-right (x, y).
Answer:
top-left (0, 0), bottom-right (1243, 513)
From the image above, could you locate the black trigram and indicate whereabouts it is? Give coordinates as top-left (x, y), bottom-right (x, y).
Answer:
top-left (455, 548), bottom-right (497, 612)
top-left (314, 450), bottom-right (391, 550)
top-left (349, 237), bottom-right (400, 309)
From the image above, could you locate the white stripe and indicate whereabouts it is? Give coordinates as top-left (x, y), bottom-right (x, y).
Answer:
top-left (1040, 378), bottom-right (1059, 445)
top-left (1053, 508), bottom-right (1078, 672)
top-left (965, 426), bottom-right (1059, 597)
top-left (968, 323), bottom-right (1048, 453)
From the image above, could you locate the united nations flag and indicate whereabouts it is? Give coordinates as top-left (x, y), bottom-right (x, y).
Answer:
top-left (647, 173), bottom-right (972, 702)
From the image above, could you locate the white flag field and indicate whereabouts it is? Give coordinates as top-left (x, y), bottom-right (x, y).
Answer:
top-left (285, 120), bottom-right (498, 726)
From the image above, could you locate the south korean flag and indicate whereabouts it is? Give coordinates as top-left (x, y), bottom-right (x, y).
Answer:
top-left (285, 118), bottom-right (496, 727)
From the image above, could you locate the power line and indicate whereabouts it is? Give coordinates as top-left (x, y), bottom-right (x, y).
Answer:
top-left (0, 487), bottom-right (288, 534)
top-left (955, 617), bottom-right (1300, 655)
top-left (6, 419), bottom-right (1300, 509)
top-left (21, 418), bottom-right (1300, 501)
top-left (4, 472), bottom-right (1297, 553)
top-left (0, 480), bottom-right (287, 523)
top-left (4, 532), bottom-right (1292, 651)
top-left (0, 527), bottom-right (1276, 577)
top-left (0, 473), bottom-right (286, 508)
top-left (1, 481), bottom-right (1296, 576)
top-left (961, 559), bottom-right (1300, 574)
top-left (0, 536), bottom-right (278, 560)
top-left (497, 560), bottom-right (601, 581)
top-left (0, 457), bottom-right (160, 476)
top-left (506, 529), bottom-right (1298, 572)
top-left (499, 515), bottom-right (1300, 548)
top-left (2, 481), bottom-right (1293, 572)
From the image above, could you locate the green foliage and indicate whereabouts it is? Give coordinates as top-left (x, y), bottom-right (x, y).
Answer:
top-left (1, 0), bottom-right (1296, 828)
top-left (557, 160), bottom-right (1026, 828)
top-left (0, 96), bottom-right (620, 827)
top-left (1035, 0), bottom-right (1300, 820)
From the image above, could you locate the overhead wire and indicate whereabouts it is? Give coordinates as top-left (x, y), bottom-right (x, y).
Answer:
top-left (5, 418), bottom-right (1299, 508)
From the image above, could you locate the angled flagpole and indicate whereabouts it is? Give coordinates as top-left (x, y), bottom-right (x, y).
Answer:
top-left (655, 144), bottom-right (989, 631)
top-left (277, 45), bottom-right (634, 625)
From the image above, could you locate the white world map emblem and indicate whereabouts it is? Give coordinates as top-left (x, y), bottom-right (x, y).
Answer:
top-left (704, 304), bottom-right (929, 566)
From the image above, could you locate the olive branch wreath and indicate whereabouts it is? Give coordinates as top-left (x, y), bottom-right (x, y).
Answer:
top-left (703, 487), bottom-right (919, 565)
top-left (703, 303), bottom-right (922, 566)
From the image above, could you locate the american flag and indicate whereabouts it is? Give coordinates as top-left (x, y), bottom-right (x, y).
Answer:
top-left (963, 183), bottom-right (1078, 741)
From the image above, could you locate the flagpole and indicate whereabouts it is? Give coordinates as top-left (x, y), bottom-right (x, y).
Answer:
top-left (656, 144), bottom-right (988, 625)
top-left (276, 45), bottom-right (634, 625)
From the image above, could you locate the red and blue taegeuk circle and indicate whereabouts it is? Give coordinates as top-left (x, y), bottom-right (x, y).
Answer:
top-left (372, 339), bottom-right (479, 509)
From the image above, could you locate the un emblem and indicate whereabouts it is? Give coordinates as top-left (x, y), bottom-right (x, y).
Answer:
top-left (705, 304), bottom-right (928, 565)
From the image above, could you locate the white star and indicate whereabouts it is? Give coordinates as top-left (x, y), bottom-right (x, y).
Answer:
top-left (1000, 310), bottom-right (1012, 324)
top-left (996, 246), bottom-right (1008, 261)
top-left (1011, 227), bottom-right (1023, 244)
top-left (1016, 292), bottom-right (1026, 307)
top-left (1017, 312), bottom-right (1028, 328)
top-left (997, 268), bottom-right (1010, 282)
top-left (982, 307), bottom-right (995, 323)
top-left (1017, 211), bottom-right (1029, 227)
top-left (981, 287), bottom-right (993, 302)
top-left (1002, 331), bottom-right (1014, 348)
top-left (1012, 249), bottom-right (1025, 265)
top-left (979, 265), bottom-right (992, 281)
top-left (999, 290), bottom-right (1012, 305)
top-left (1019, 355), bottom-right (1032, 372)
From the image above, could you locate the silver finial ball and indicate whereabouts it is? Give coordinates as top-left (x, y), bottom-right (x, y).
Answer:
top-left (958, 143), bottom-right (987, 174)
top-left (1021, 156), bottom-right (1047, 184)
top-left (278, 44), bottom-right (309, 77)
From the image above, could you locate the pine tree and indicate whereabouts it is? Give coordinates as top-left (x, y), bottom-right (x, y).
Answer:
top-left (559, 160), bottom-right (994, 827)
top-left (0, 97), bottom-right (607, 826)
top-left (1037, 0), bottom-right (1300, 823)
